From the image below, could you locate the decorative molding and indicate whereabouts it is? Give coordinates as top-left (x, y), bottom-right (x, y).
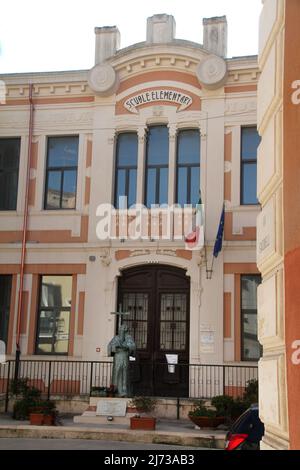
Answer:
top-left (88, 63), bottom-right (119, 96)
top-left (137, 126), bottom-right (146, 144)
top-left (0, 110), bottom-right (93, 130)
top-left (196, 55), bottom-right (228, 90)
top-left (152, 105), bottom-right (164, 117)
top-left (107, 132), bottom-right (116, 145)
top-left (225, 101), bottom-right (257, 115)
top-left (168, 124), bottom-right (177, 141)
top-left (99, 249), bottom-right (112, 267)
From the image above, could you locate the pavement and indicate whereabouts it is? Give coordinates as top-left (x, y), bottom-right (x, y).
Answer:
top-left (0, 414), bottom-right (226, 449)
top-left (0, 438), bottom-right (211, 450)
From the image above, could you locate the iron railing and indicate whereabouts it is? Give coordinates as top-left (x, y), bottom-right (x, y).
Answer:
top-left (0, 360), bottom-right (258, 411)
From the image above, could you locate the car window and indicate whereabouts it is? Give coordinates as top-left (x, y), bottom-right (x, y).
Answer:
top-left (231, 409), bottom-right (252, 433)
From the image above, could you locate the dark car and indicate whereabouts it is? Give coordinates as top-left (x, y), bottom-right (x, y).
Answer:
top-left (225, 404), bottom-right (265, 450)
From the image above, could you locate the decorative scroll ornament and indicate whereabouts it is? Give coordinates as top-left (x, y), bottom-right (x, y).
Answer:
top-left (124, 89), bottom-right (193, 114)
top-left (88, 63), bottom-right (118, 96)
top-left (196, 55), bottom-right (227, 90)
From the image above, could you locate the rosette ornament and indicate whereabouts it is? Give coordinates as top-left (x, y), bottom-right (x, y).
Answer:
top-left (196, 55), bottom-right (227, 90)
top-left (88, 63), bottom-right (119, 96)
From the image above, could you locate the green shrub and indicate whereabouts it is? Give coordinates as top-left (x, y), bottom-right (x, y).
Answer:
top-left (129, 396), bottom-right (157, 414)
top-left (189, 400), bottom-right (221, 418)
top-left (11, 378), bottom-right (57, 421)
top-left (243, 379), bottom-right (258, 406)
top-left (230, 398), bottom-right (249, 419)
top-left (211, 395), bottom-right (234, 418)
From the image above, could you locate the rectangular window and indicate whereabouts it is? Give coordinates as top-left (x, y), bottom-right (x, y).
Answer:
top-left (241, 274), bottom-right (261, 361)
top-left (241, 127), bottom-right (261, 205)
top-left (35, 275), bottom-right (72, 355)
top-left (0, 138), bottom-right (21, 210)
top-left (176, 129), bottom-right (200, 206)
top-left (0, 275), bottom-right (12, 344)
top-left (145, 126), bottom-right (169, 207)
top-left (114, 133), bottom-right (138, 208)
top-left (44, 136), bottom-right (79, 210)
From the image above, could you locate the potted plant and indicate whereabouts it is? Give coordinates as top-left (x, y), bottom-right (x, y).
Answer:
top-left (10, 378), bottom-right (58, 426)
top-left (128, 396), bottom-right (157, 430)
top-left (106, 384), bottom-right (117, 398)
top-left (90, 386), bottom-right (107, 398)
top-left (11, 379), bottom-right (43, 422)
top-left (41, 400), bottom-right (57, 426)
top-left (188, 400), bottom-right (225, 429)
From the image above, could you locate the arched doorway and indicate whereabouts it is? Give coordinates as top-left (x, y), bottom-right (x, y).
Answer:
top-left (118, 265), bottom-right (190, 397)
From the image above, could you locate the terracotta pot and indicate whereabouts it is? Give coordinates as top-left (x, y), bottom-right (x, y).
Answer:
top-left (130, 417), bottom-right (156, 431)
top-left (126, 407), bottom-right (137, 414)
top-left (43, 415), bottom-right (54, 426)
top-left (188, 415), bottom-right (225, 429)
top-left (29, 413), bottom-right (44, 426)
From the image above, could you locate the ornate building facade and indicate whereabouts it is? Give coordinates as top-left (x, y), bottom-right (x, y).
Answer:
top-left (0, 14), bottom-right (260, 398)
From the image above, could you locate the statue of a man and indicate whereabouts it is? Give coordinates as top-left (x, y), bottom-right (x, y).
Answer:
top-left (107, 324), bottom-right (136, 397)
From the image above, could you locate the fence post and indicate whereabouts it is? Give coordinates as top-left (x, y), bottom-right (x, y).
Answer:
top-left (89, 362), bottom-right (94, 396)
top-left (223, 365), bottom-right (226, 396)
top-left (5, 361), bottom-right (11, 413)
top-left (47, 361), bottom-right (52, 401)
top-left (176, 397), bottom-right (180, 420)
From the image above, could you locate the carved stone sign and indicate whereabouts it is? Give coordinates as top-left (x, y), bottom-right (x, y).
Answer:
top-left (96, 399), bottom-right (127, 417)
top-left (124, 89), bottom-right (193, 114)
top-left (257, 197), bottom-right (276, 266)
top-left (200, 330), bottom-right (215, 354)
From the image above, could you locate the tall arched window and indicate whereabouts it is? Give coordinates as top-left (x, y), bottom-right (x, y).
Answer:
top-left (114, 133), bottom-right (138, 208)
top-left (145, 126), bottom-right (169, 207)
top-left (176, 129), bottom-right (200, 206)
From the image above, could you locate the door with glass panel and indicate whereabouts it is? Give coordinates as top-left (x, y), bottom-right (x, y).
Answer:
top-left (118, 265), bottom-right (190, 397)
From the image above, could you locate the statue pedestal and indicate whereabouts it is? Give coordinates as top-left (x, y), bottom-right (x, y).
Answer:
top-left (73, 397), bottom-right (137, 425)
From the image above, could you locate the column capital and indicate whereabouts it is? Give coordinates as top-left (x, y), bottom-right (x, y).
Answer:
top-left (138, 126), bottom-right (147, 144)
top-left (107, 131), bottom-right (116, 145)
top-left (168, 124), bottom-right (177, 142)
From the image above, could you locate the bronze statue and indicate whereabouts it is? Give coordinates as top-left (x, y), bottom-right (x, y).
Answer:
top-left (107, 324), bottom-right (136, 397)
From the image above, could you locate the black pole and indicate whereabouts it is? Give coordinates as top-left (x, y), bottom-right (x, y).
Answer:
top-left (14, 344), bottom-right (21, 382)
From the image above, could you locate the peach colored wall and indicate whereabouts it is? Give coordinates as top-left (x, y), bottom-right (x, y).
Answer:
top-left (77, 292), bottom-right (85, 336)
top-left (225, 85), bottom-right (257, 93)
top-left (20, 291), bottom-right (29, 335)
top-left (6, 275), bottom-right (17, 355)
top-left (234, 274), bottom-right (241, 362)
top-left (3, 96), bottom-right (94, 106)
top-left (283, 0), bottom-right (300, 450)
top-left (224, 212), bottom-right (256, 242)
top-left (117, 70), bottom-right (201, 93)
top-left (0, 216), bottom-right (89, 244)
top-left (224, 292), bottom-right (232, 339)
top-left (224, 132), bottom-right (232, 202)
top-left (27, 274), bottom-right (39, 355)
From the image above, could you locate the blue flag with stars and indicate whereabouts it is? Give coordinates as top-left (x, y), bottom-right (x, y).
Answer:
top-left (213, 204), bottom-right (225, 258)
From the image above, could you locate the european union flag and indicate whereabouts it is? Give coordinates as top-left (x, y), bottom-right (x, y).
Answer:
top-left (213, 204), bottom-right (225, 258)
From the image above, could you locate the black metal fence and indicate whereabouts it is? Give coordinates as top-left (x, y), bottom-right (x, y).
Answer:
top-left (0, 360), bottom-right (258, 411)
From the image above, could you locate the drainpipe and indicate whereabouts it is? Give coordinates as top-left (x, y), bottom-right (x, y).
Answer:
top-left (14, 83), bottom-right (34, 380)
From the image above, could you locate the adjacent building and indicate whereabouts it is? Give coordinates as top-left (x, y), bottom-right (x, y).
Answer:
top-left (258, 0), bottom-right (300, 451)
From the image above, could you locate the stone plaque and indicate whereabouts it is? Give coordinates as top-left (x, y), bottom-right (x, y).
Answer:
top-left (257, 196), bottom-right (276, 266)
top-left (200, 331), bottom-right (215, 354)
top-left (96, 399), bottom-right (127, 417)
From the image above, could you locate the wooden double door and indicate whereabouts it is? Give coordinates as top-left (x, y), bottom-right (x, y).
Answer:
top-left (118, 265), bottom-right (190, 397)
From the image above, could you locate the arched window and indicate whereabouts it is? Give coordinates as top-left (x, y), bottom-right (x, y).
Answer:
top-left (114, 133), bottom-right (138, 208)
top-left (145, 126), bottom-right (169, 207)
top-left (176, 129), bottom-right (200, 206)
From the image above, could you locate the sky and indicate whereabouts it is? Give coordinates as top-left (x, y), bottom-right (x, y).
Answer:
top-left (0, 0), bottom-right (262, 74)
